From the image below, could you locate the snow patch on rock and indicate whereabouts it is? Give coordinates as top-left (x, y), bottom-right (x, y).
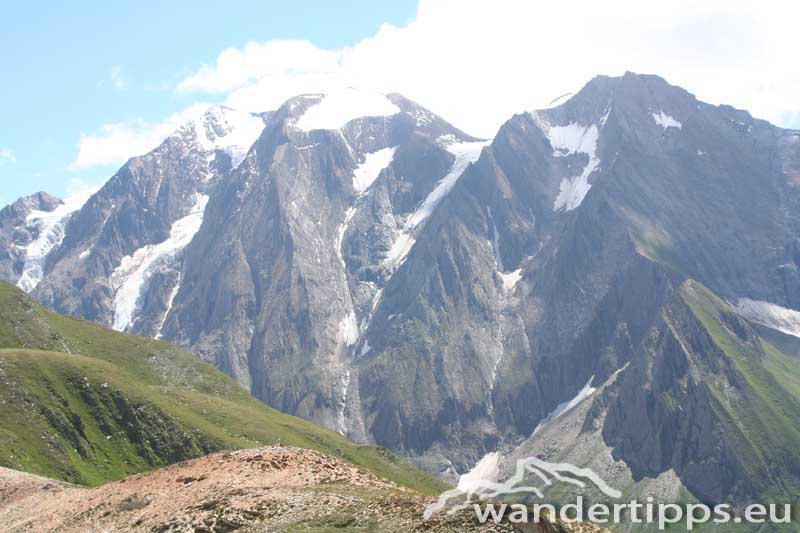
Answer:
top-left (338, 312), bottom-right (359, 347)
top-left (436, 133), bottom-right (458, 148)
top-left (16, 188), bottom-right (96, 292)
top-left (532, 376), bottom-right (597, 436)
top-left (731, 298), bottom-right (800, 338)
top-left (334, 144), bottom-right (395, 356)
top-left (539, 121), bottom-right (601, 212)
top-left (385, 140), bottom-right (489, 268)
top-left (546, 123), bottom-right (599, 158)
top-left (384, 233), bottom-right (417, 270)
top-left (337, 370), bottom-right (351, 435)
top-left (155, 275), bottom-right (181, 340)
top-left (652, 110), bottom-right (682, 130)
top-left (111, 194), bottom-right (208, 332)
top-left (499, 268), bottom-right (523, 292)
top-left (359, 340), bottom-right (372, 358)
top-left (457, 452), bottom-right (500, 493)
top-left (352, 147), bottom-right (396, 193)
top-left (295, 88), bottom-right (399, 132)
top-left (406, 141), bottom-right (488, 229)
top-left (335, 207), bottom-right (356, 269)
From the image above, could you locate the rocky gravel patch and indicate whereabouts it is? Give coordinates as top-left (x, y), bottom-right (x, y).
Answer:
top-left (0, 447), bottom-right (605, 532)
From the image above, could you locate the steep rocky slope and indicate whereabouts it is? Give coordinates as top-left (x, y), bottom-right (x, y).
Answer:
top-left (500, 280), bottom-right (800, 515)
top-left (349, 72), bottom-right (800, 480)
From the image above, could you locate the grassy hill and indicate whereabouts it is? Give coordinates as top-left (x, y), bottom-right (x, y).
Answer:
top-left (0, 281), bottom-right (447, 494)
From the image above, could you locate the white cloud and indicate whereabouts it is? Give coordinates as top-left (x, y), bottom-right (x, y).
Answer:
top-left (0, 148), bottom-right (16, 165)
top-left (177, 40), bottom-right (340, 93)
top-left (69, 104), bottom-right (211, 171)
top-left (175, 0), bottom-right (800, 138)
top-left (70, 0), bottom-right (800, 172)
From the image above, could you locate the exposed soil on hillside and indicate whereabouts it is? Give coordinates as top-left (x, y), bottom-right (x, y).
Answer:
top-left (0, 446), bottom-right (609, 532)
top-left (0, 447), bottom-right (520, 532)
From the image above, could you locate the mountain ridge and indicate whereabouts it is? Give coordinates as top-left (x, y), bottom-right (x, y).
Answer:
top-left (3, 73), bottom-right (800, 515)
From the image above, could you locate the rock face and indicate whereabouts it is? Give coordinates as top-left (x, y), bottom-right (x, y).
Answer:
top-left (5, 75), bottom-right (800, 507)
top-left (159, 93), bottom-right (482, 428)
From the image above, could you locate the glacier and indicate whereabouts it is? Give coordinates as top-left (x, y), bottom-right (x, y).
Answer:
top-left (16, 188), bottom-right (96, 292)
top-left (111, 194), bottom-right (209, 332)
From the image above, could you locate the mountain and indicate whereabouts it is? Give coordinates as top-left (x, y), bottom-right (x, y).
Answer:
top-left (0, 88), bottom-right (485, 442)
top-left (0, 281), bottom-right (445, 495)
top-left (382, 72), bottom-right (800, 506)
top-left (0, 191), bottom-right (68, 289)
top-left (4, 74), bottom-right (800, 513)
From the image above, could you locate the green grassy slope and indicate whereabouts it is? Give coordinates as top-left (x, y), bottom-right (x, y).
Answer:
top-left (682, 281), bottom-right (800, 501)
top-left (0, 282), bottom-right (447, 494)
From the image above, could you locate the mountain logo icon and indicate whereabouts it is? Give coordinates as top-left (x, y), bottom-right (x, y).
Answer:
top-left (424, 455), bottom-right (622, 519)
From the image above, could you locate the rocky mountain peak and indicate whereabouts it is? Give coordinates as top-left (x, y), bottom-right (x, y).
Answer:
top-left (532, 72), bottom-right (696, 137)
top-left (3, 191), bottom-right (63, 217)
top-left (171, 104), bottom-right (266, 170)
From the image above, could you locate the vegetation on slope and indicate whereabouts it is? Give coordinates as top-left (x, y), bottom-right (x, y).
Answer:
top-left (0, 281), bottom-right (448, 494)
top-left (682, 281), bottom-right (800, 502)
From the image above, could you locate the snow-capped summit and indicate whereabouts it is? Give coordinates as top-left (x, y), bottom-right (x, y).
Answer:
top-left (294, 87), bottom-right (400, 131)
top-left (175, 105), bottom-right (266, 170)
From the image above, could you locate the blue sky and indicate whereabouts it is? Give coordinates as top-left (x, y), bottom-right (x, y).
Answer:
top-left (0, 1), bottom-right (416, 206)
top-left (2, 1), bottom-right (798, 208)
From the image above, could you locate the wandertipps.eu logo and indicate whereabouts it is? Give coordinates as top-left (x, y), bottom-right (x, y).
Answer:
top-left (424, 455), bottom-right (793, 529)
top-left (423, 455), bottom-right (621, 520)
